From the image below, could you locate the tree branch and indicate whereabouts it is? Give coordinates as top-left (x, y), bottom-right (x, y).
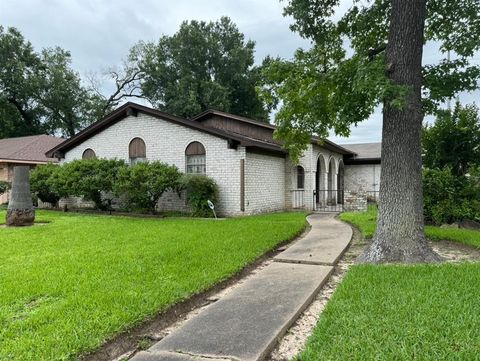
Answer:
top-left (368, 44), bottom-right (387, 60)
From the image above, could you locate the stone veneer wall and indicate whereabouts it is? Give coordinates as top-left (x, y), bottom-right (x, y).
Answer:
top-left (61, 113), bottom-right (246, 216)
top-left (343, 190), bottom-right (368, 212)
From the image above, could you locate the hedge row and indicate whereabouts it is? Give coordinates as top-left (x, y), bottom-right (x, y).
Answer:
top-left (423, 166), bottom-right (480, 225)
top-left (30, 159), bottom-right (219, 216)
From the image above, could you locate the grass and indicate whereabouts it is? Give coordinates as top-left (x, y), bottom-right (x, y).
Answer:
top-left (340, 205), bottom-right (480, 248)
top-left (298, 263), bottom-right (480, 360)
top-left (298, 206), bottom-right (480, 360)
top-left (0, 210), bottom-right (307, 360)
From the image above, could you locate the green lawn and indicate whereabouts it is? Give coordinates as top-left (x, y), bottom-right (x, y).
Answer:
top-left (298, 206), bottom-right (480, 360)
top-left (340, 205), bottom-right (480, 248)
top-left (0, 210), bottom-right (307, 360)
top-left (298, 263), bottom-right (480, 360)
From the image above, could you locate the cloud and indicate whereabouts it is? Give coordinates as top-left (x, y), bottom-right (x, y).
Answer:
top-left (1, 0), bottom-right (478, 144)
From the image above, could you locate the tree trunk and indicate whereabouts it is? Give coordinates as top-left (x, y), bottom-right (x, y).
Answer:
top-left (358, 0), bottom-right (440, 263)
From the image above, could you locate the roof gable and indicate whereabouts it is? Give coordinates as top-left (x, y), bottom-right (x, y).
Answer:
top-left (193, 109), bottom-right (354, 155)
top-left (46, 103), bottom-right (288, 158)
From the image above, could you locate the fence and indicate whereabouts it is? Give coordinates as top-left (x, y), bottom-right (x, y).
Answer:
top-left (314, 189), bottom-right (344, 212)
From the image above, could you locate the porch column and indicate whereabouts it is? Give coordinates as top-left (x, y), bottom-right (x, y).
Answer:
top-left (321, 172), bottom-right (328, 207)
top-left (305, 169), bottom-right (315, 211)
top-left (330, 173), bottom-right (338, 204)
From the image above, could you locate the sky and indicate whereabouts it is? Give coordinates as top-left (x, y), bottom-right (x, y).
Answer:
top-left (1, 0), bottom-right (478, 144)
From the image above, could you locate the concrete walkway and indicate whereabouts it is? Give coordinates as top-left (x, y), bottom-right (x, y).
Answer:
top-left (131, 213), bottom-right (352, 361)
top-left (274, 213), bottom-right (352, 266)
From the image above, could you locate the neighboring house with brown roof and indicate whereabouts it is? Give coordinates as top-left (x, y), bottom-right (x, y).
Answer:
top-left (47, 102), bottom-right (379, 215)
top-left (0, 135), bottom-right (64, 204)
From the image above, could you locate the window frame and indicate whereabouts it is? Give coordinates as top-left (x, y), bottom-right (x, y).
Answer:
top-left (82, 148), bottom-right (96, 160)
top-left (129, 137), bottom-right (147, 165)
top-left (296, 165), bottom-right (305, 189)
top-left (185, 141), bottom-right (206, 175)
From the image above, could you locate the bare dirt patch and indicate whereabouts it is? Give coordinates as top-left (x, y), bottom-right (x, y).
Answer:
top-left (431, 240), bottom-right (480, 262)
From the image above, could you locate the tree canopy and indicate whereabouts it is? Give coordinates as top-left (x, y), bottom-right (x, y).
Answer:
top-left (423, 102), bottom-right (480, 176)
top-left (0, 26), bottom-right (107, 138)
top-left (261, 0), bottom-right (480, 160)
top-left (131, 17), bottom-right (270, 121)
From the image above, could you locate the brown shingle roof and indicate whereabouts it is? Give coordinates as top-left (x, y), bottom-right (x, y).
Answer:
top-left (47, 102), bottom-right (355, 158)
top-left (0, 135), bottom-right (64, 163)
top-left (193, 109), bottom-right (354, 155)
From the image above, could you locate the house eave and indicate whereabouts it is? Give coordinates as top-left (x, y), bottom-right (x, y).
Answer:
top-left (344, 157), bottom-right (381, 165)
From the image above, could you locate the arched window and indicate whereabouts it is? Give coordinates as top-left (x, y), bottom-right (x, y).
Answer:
top-left (296, 166), bottom-right (305, 189)
top-left (185, 141), bottom-right (206, 174)
top-left (82, 148), bottom-right (96, 159)
top-left (129, 137), bottom-right (146, 165)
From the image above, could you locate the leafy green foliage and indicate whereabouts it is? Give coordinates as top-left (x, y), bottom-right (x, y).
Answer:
top-left (298, 263), bottom-right (480, 360)
top-left (0, 180), bottom-right (10, 196)
top-left (115, 161), bottom-right (182, 213)
top-left (180, 174), bottom-right (219, 217)
top-left (423, 103), bottom-right (480, 176)
top-left (61, 159), bottom-right (127, 210)
top-left (30, 163), bottom-right (63, 205)
top-left (423, 167), bottom-right (480, 225)
top-left (0, 26), bottom-right (107, 138)
top-left (261, 0), bottom-right (480, 159)
top-left (0, 210), bottom-right (307, 360)
top-left (131, 17), bottom-right (269, 120)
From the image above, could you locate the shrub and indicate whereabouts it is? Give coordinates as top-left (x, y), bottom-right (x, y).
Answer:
top-left (423, 167), bottom-right (480, 225)
top-left (180, 174), bottom-right (219, 217)
top-left (115, 161), bottom-right (182, 213)
top-left (62, 158), bottom-right (127, 210)
top-left (30, 163), bottom-right (63, 205)
top-left (0, 180), bottom-right (10, 196)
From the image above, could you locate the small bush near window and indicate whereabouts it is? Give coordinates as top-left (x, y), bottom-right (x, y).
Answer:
top-left (423, 167), bottom-right (480, 225)
top-left (0, 180), bottom-right (10, 196)
top-left (180, 174), bottom-right (219, 217)
top-left (30, 163), bottom-right (64, 206)
top-left (115, 161), bottom-right (182, 213)
top-left (62, 158), bottom-right (127, 211)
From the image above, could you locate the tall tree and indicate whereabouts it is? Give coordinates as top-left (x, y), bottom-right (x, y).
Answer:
top-left (363, 0), bottom-right (437, 262)
top-left (0, 26), bottom-right (105, 138)
top-left (132, 17), bottom-right (269, 120)
top-left (39, 47), bottom-right (106, 137)
top-left (423, 103), bottom-right (480, 176)
top-left (262, 0), bottom-right (480, 262)
top-left (0, 26), bottom-right (45, 137)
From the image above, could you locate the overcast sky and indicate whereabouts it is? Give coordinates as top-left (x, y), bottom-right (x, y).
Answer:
top-left (1, 0), bottom-right (478, 144)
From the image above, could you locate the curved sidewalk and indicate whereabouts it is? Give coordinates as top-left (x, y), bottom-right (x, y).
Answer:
top-left (131, 213), bottom-right (352, 361)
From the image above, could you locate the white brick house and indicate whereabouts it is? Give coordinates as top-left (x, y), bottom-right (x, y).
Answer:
top-left (47, 102), bottom-right (379, 216)
top-left (343, 143), bottom-right (382, 202)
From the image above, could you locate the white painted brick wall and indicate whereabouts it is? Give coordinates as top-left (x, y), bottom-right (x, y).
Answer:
top-left (284, 144), bottom-right (345, 211)
top-left (245, 152), bottom-right (285, 214)
top-left (62, 113), bottom-right (246, 216)
top-left (344, 164), bottom-right (381, 192)
top-left (60, 112), bottom-right (356, 215)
